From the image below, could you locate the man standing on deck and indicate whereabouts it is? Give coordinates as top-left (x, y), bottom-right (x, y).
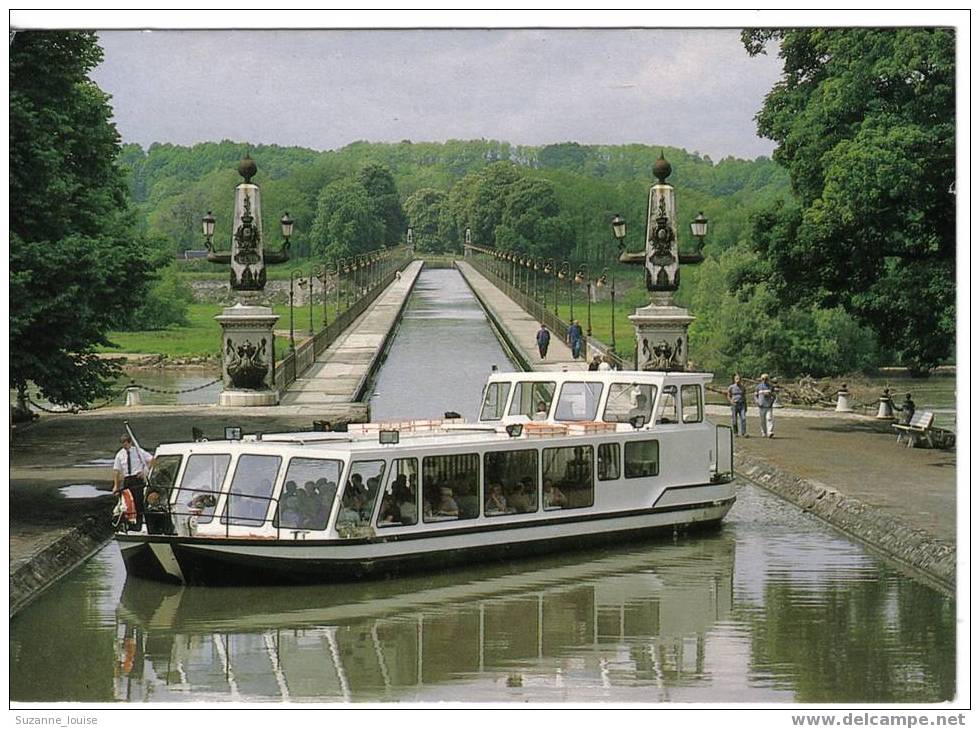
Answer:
top-left (113, 434), bottom-right (155, 530)
top-left (536, 324), bottom-right (551, 359)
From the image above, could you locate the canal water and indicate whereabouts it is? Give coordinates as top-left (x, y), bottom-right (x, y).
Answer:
top-left (9, 268), bottom-right (955, 704)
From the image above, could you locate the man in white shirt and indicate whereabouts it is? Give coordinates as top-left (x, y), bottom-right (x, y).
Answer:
top-left (113, 434), bottom-right (155, 529)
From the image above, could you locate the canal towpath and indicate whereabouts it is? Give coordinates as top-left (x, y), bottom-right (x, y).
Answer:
top-left (280, 260), bottom-right (424, 407)
top-left (455, 260), bottom-right (585, 372)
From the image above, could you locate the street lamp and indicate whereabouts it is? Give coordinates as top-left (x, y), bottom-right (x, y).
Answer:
top-left (289, 269), bottom-right (305, 352)
top-left (280, 212), bottom-right (295, 251)
top-left (407, 227), bottom-right (414, 251)
top-left (201, 211), bottom-right (216, 250)
top-left (576, 265), bottom-right (592, 344)
top-left (557, 261), bottom-right (570, 318)
top-left (596, 267), bottom-right (617, 355)
top-left (690, 211), bottom-right (709, 253)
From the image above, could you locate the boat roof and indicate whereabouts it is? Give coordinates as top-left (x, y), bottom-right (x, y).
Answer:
top-left (154, 421), bottom-right (660, 457)
top-left (485, 369), bottom-right (714, 384)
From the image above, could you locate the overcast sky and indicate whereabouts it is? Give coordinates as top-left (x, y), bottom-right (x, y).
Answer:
top-left (91, 28), bottom-right (784, 161)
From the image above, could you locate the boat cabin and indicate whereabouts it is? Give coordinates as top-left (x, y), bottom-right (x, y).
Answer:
top-left (140, 370), bottom-right (732, 545)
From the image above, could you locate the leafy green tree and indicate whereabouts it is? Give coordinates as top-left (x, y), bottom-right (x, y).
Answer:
top-left (404, 188), bottom-right (447, 253)
top-left (10, 31), bottom-right (152, 406)
top-left (357, 163), bottom-right (407, 247)
top-left (310, 178), bottom-right (384, 260)
top-left (742, 28), bottom-right (955, 374)
top-left (125, 264), bottom-right (194, 330)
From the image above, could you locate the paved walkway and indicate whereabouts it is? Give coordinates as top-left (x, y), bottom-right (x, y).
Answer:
top-left (456, 260), bottom-right (586, 372)
top-left (706, 405), bottom-right (957, 544)
top-left (281, 261), bottom-right (424, 406)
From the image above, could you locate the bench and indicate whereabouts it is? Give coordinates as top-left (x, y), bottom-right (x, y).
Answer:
top-left (892, 411), bottom-right (953, 449)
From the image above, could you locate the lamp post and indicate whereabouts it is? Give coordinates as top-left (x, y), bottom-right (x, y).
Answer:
top-left (334, 259), bottom-right (343, 315)
top-left (596, 267), bottom-right (617, 354)
top-left (557, 261), bottom-right (570, 318)
top-left (340, 257), bottom-right (353, 309)
top-left (690, 211), bottom-right (709, 254)
top-left (289, 268), bottom-right (305, 353)
top-left (576, 265), bottom-right (592, 341)
top-left (202, 211), bottom-right (215, 250)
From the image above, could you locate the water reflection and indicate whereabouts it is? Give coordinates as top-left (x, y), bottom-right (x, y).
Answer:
top-left (109, 536), bottom-right (734, 702)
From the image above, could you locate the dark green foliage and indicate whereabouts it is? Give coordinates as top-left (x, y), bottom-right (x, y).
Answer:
top-left (125, 264), bottom-right (194, 331)
top-left (357, 163), bottom-right (407, 247)
top-left (742, 28), bottom-right (955, 373)
top-left (310, 178), bottom-right (385, 260)
top-left (404, 188), bottom-right (447, 253)
top-left (10, 31), bottom-right (152, 405)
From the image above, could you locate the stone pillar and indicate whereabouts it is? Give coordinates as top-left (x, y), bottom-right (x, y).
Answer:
top-left (630, 296), bottom-right (695, 371)
top-left (216, 303), bottom-right (280, 407)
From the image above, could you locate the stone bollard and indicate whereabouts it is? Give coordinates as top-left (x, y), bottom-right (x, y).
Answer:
top-left (125, 386), bottom-right (142, 407)
top-left (877, 391), bottom-right (896, 420)
top-left (835, 385), bottom-right (853, 413)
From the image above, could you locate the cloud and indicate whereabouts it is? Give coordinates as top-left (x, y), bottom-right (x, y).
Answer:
top-left (92, 28), bottom-right (782, 160)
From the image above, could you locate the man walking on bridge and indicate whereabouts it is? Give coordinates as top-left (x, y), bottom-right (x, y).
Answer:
top-left (536, 324), bottom-right (551, 359)
top-left (568, 320), bottom-right (584, 359)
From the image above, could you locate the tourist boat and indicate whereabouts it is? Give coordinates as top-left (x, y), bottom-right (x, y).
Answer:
top-left (116, 369), bottom-right (735, 585)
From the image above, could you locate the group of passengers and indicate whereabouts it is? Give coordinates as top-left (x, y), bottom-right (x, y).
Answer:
top-left (484, 477), bottom-right (538, 516)
top-left (419, 480), bottom-right (480, 520)
top-left (279, 479), bottom-right (333, 530)
top-left (378, 474), bottom-right (419, 526)
top-left (337, 473), bottom-right (383, 527)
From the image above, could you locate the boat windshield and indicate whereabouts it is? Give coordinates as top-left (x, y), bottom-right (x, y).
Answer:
top-left (554, 381), bottom-right (603, 421)
top-left (172, 454), bottom-right (231, 525)
top-left (603, 383), bottom-right (656, 424)
top-left (276, 458), bottom-right (343, 531)
top-left (509, 381), bottom-right (556, 420)
top-left (480, 381), bottom-right (511, 421)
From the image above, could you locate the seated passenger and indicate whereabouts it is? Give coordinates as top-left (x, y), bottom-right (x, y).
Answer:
top-left (337, 491), bottom-right (365, 526)
top-left (507, 480), bottom-right (534, 513)
top-left (436, 486), bottom-right (459, 517)
top-left (543, 479), bottom-right (567, 510)
top-left (378, 494), bottom-right (400, 524)
top-left (144, 489), bottom-right (174, 535)
top-left (533, 401), bottom-right (549, 420)
top-left (485, 483), bottom-right (509, 515)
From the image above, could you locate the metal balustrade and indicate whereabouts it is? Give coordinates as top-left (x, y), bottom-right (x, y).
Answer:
top-left (276, 250), bottom-right (413, 393)
top-left (464, 245), bottom-right (630, 370)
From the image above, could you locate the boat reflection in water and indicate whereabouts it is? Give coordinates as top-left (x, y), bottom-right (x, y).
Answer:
top-left (113, 533), bottom-right (734, 702)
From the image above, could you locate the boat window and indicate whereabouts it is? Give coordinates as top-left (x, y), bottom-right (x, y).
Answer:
top-left (508, 381), bottom-right (556, 419)
top-left (681, 384), bottom-right (703, 423)
top-left (222, 455), bottom-right (281, 527)
top-left (597, 443), bottom-right (620, 481)
top-left (542, 445), bottom-right (594, 510)
top-left (624, 440), bottom-right (660, 479)
top-left (337, 460), bottom-right (386, 535)
top-left (483, 449), bottom-right (538, 516)
top-left (377, 458), bottom-right (419, 528)
top-left (147, 455), bottom-right (181, 501)
top-left (276, 458), bottom-right (342, 531)
top-left (422, 453), bottom-right (479, 522)
top-left (555, 381), bottom-right (604, 422)
top-left (480, 382), bottom-right (511, 421)
top-left (603, 383), bottom-right (657, 425)
top-left (656, 385), bottom-right (679, 424)
top-left (173, 454), bottom-right (231, 525)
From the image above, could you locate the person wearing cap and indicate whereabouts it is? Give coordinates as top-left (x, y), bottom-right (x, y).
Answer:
top-left (112, 433), bottom-right (155, 530)
top-left (755, 373), bottom-right (776, 438)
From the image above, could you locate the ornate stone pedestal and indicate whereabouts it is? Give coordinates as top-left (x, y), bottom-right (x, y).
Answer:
top-left (629, 296), bottom-right (694, 371)
top-left (215, 303), bottom-right (280, 407)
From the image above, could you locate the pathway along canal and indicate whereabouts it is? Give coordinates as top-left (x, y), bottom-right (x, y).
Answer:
top-left (10, 268), bottom-right (954, 703)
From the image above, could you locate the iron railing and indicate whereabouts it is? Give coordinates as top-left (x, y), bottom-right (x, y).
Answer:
top-left (276, 248), bottom-right (413, 393)
top-left (464, 245), bottom-right (630, 370)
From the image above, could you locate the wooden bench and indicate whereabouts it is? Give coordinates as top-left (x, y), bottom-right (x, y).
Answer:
top-left (892, 411), bottom-right (938, 448)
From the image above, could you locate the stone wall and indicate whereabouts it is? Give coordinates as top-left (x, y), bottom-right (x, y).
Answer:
top-left (735, 452), bottom-right (956, 595)
top-left (9, 515), bottom-right (114, 617)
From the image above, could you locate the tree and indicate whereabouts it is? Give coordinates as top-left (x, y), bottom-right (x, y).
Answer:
top-left (404, 188), bottom-right (447, 253)
top-left (357, 163), bottom-right (407, 247)
top-left (309, 178), bottom-right (384, 260)
top-left (10, 31), bottom-right (152, 406)
top-left (742, 28), bottom-right (955, 374)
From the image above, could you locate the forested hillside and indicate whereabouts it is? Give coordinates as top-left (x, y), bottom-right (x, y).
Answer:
top-left (114, 138), bottom-right (905, 377)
